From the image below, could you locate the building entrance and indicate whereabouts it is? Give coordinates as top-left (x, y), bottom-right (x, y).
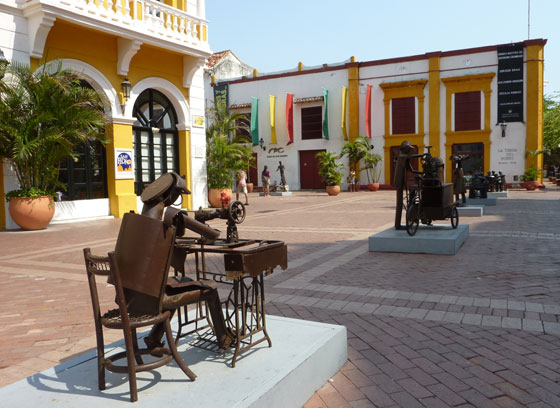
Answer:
top-left (299, 149), bottom-right (325, 189)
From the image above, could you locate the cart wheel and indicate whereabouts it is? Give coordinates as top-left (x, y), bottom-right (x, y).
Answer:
top-left (406, 203), bottom-right (419, 236)
top-left (451, 206), bottom-right (459, 229)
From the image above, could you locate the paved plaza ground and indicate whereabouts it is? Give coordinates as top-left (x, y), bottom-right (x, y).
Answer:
top-left (1, 184), bottom-right (560, 407)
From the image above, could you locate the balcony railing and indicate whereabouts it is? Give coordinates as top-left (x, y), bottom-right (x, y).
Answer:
top-left (28, 0), bottom-right (209, 51)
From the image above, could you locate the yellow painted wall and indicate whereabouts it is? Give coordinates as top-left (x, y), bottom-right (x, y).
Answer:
top-left (36, 20), bottom-right (193, 216)
top-left (525, 43), bottom-right (545, 179)
top-left (441, 73), bottom-right (495, 182)
top-left (379, 80), bottom-right (427, 182)
top-left (428, 55), bottom-right (441, 158)
top-left (347, 64), bottom-right (360, 142)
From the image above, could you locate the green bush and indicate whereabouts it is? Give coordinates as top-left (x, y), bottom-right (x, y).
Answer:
top-left (316, 151), bottom-right (344, 186)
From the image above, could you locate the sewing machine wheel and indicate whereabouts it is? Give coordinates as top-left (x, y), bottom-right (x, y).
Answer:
top-left (228, 201), bottom-right (246, 224)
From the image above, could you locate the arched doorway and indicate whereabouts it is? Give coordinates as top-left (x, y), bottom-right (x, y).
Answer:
top-left (58, 80), bottom-right (108, 201)
top-left (132, 89), bottom-right (179, 195)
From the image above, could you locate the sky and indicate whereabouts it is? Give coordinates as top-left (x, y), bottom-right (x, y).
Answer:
top-left (206, 0), bottom-right (560, 97)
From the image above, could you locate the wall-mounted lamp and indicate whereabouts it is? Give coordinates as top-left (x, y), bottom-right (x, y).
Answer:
top-left (0, 48), bottom-right (10, 80)
top-left (259, 137), bottom-right (266, 151)
top-left (120, 77), bottom-right (131, 114)
top-left (500, 121), bottom-right (507, 138)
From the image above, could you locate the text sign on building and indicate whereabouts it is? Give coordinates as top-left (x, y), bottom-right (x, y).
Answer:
top-left (497, 43), bottom-right (524, 123)
top-left (213, 84), bottom-right (228, 108)
top-left (114, 148), bottom-right (135, 180)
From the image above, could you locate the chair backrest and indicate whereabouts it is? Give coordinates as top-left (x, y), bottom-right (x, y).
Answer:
top-left (114, 212), bottom-right (176, 312)
top-left (83, 248), bottom-right (112, 324)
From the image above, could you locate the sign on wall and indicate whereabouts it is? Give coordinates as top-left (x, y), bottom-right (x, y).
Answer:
top-left (497, 43), bottom-right (524, 123)
top-left (114, 148), bottom-right (134, 180)
top-left (192, 115), bottom-right (204, 127)
top-left (213, 84), bottom-right (228, 108)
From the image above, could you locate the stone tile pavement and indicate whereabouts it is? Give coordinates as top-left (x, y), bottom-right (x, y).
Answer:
top-left (1, 184), bottom-right (559, 407)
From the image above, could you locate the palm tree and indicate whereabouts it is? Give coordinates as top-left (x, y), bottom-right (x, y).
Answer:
top-left (205, 101), bottom-right (254, 189)
top-left (0, 61), bottom-right (106, 199)
top-left (316, 151), bottom-right (344, 186)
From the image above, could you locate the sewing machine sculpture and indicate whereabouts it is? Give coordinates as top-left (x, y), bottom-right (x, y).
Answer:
top-left (137, 172), bottom-right (287, 367)
top-left (194, 201), bottom-right (246, 243)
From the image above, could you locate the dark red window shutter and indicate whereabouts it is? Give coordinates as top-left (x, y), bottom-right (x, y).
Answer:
top-left (301, 106), bottom-right (323, 140)
top-left (392, 97), bottom-right (415, 134)
top-left (455, 91), bottom-right (481, 131)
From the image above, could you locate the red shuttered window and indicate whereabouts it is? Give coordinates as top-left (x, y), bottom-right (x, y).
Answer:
top-left (455, 91), bottom-right (481, 131)
top-left (391, 97), bottom-right (415, 134)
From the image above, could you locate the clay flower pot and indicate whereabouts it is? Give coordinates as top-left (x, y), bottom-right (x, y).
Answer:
top-left (326, 185), bottom-right (341, 196)
top-left (208, 188), bottom-right (232, 208)
top-left (9, 196), bottom-right (55, 230)
top-left (367, 183), bottom-right (380, 191)
top-left (246, 183), bottom-right (254, 193)
top-left (524, 181), bottom-right (539, 191)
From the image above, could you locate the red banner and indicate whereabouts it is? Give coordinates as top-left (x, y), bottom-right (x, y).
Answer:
top-left (365, 84), bottom-right (372, 138)
top-left (286, 93), bottom-right (294, 145)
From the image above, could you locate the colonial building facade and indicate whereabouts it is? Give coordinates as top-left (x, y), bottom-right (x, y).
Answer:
top-left (1, 0), bottom-right (210, 229)
top-left (210, 40), bottom-right (546, 191)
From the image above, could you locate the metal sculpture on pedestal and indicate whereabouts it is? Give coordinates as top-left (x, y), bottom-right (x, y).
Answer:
top-left (450, 154), bottom-right (469, 206)
top-left (394, 143), bottom-right (459, 236)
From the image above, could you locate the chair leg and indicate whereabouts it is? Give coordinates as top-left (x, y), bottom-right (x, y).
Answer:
top-left (95, 327), bottom-right (106, 390)
top-left (164, 319), bottom-right (196, 381)
top-left (131, 328), bottom-right (144, 365)
top-left (122, 327), bottom-right (138, 402)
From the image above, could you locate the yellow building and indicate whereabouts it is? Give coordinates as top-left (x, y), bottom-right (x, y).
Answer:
top-left (0, 0), bottom-right (210, 229)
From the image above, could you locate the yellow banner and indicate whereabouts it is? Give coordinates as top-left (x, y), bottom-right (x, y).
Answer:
top-left (341, 86), bottom-right (348, 140)
top-left (270, 95), bottom-right (277, 144)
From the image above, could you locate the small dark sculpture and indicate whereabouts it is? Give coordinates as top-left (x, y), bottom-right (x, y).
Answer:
top-left (499, 171), bottom-right (507, 191)
top-left (450, 154), bottom-right (469, 206)
top-left (276, 161), bottom-right (287, 187)
top-left (469, 172), bottom-right (488, 198)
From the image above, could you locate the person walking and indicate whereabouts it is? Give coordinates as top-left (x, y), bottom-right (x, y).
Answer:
top-left (261, 165), bottom-right (271, 197)
top-left (236, 169), bottom-right (249, 205)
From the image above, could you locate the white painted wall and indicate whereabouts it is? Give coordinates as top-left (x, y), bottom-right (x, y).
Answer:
top-left (226, 68), bottom-right (350, 190)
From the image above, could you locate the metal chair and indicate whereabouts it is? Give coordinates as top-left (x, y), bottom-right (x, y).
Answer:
top-left (83, 212), bottom-right (196, 402)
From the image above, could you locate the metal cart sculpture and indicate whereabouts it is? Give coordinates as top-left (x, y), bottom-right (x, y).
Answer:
top-left (394, 143), bottom-right (459, 236)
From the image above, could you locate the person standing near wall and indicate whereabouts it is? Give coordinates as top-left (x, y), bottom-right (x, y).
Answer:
top-left (262, 165), bottom-right (271, 197)
top-left (236, 170), bottom-right (249, 205)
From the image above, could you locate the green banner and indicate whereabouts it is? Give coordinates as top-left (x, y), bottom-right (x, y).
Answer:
top-left (322, 89), bottom-right (329, 140)
top-left (251, 97), bottom-right (259, 146)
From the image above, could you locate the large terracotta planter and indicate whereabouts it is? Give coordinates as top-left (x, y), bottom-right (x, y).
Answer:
top-left (524, 181), bottom-right (539, 191)
top-left (9, 196), bottom-right (55, 230)
top-left (326, 185), bottom-right (341, 196)
top-left (367, 182), bottom-right (380, 191)
top-left (246, 183), bottom-right (254, 193)
top-left (208, 188), bottom-right (232, 208)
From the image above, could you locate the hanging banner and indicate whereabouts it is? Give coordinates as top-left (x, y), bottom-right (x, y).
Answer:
top-left (269, 95), bottom-right (277, 145)
top-left (286, 93), bottom-right (294, 145)
top-left (250, 97), bottom-right (259, 146)
top-left (213, 84), bottom-right (228, 108)
top-left (497, 43), bottom-right (524, 123)
top-left (341, 86), bottom-right (348, 140)
top-left (365, 84), bottom-right (372, 138)
top-left (322, 89), bottom-right (329, 140)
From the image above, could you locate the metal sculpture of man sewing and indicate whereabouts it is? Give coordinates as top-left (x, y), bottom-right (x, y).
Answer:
top-left (137, 172), bottom-right (287, 366)
top-left (394, 142), bottom-right (459, 236)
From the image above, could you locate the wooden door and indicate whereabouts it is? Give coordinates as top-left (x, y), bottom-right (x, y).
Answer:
top-left (248, 152), bottom-right (258, 186)
top-left (389, 145), bottom-right (419, 187)
top-left (299, 149), bottom-right (325, 189)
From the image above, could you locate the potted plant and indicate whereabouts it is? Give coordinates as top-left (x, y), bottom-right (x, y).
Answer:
top-left (206, 101), bottom-right (254, 207)
top-left (0, 61), bottom-right (106, 230)
top-left (315, 151), bottom-right (343, 196)
top-left (521, 166), bottom-right (539, 190)
top-left (340, 137), bottom-right (368, 191)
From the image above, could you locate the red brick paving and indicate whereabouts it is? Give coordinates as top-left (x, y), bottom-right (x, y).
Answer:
top-left (1, 185), bottom-right (560, 407)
